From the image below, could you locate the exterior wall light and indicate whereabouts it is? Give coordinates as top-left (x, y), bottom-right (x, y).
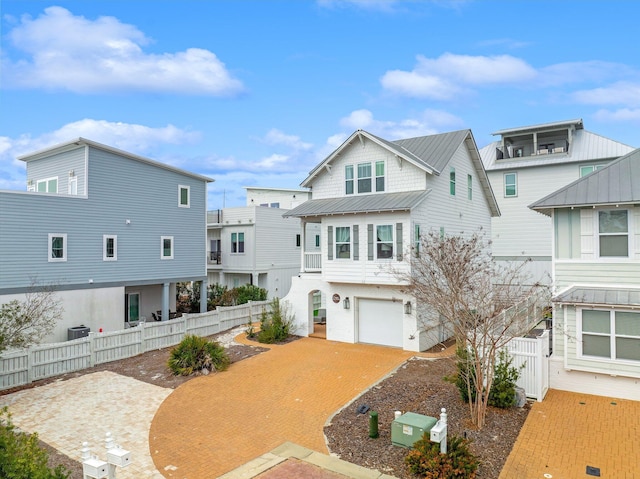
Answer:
top-left (404, 301), bottom-right (412, 314)
top-left (343, 297), bottom-right (350, 309)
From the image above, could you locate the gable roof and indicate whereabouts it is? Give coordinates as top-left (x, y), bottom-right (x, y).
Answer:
top-left (529, 148), bottom-right (640, 216)
top-left (18, 138), bottom-right (214, 183)
top-left (300, 129), bottom-right (499, 217)
top-left (283, 190), bottom-right (430, 218)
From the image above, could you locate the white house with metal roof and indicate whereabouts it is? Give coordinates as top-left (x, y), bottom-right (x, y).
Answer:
top-left (480, 119), bottom-right (634, 285)
top-left (0, 138), bottom-right (212, 343)
top-left (530, 148), bottom-right (640, 401)
top-left (282, 129), bottom-right (499, 351)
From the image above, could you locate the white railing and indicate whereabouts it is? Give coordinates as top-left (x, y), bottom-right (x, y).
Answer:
top-left (506, 329), bottom-right (550, 402)
top-left (0, 301), bottom-right (269, 391)
top-left (304, 252), bottom-right (322, 272)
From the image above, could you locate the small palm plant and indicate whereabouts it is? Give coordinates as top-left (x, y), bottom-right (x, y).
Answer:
top-left (168, 335), bottom-right (230, 376)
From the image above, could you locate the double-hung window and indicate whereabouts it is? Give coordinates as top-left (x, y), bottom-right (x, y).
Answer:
top-left (48, 233), bottom-right (67, 262)
top-left (345, 165), bottom-right (354, 195)
top-left (37, 177), bottom-right (58, 193)
top-left (504, 173), bottom-right (517, 197)
top-left (345, 162), bottom-right (385, 194)
top-left (335, 227), bottom-right (351, 259)
top-left (161, 236), bottom-right (174, 259)
top-left (598, 210), bottom-right (628, 257)
top-left (375, 161), bottom-right (385, 192)
top-left (103, 235), bottom-right (117, 261)
top-left (581, 309), bottom-right (640, 361)
top-left (357, 163), bottom-right (372, 193)
top-left (231, 232), bottom-right (245, 253)
top-left (449, 168), bottom-right (455, 195)
top-left (467, 174), bottom-right (473, 200)
top-left (178, 185), bottom-right (190, 208)
top-left (376, 225), bottom-right (393, 259)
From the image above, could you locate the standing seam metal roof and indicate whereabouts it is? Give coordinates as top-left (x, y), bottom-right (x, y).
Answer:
top-left (553, 286), bottom-right (640, 307)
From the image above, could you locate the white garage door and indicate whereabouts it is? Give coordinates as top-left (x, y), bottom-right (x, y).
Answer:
top-left (358, 298), bottom-right (403, 348)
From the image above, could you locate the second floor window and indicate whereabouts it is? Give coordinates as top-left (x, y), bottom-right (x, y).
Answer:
top-left (336, 226), bottom-right (351, 259)
top-left (467, 174), bottom-right (472, 200)
top-left (450, 168), bottom-right (455, 196)
top-left (296, 234), bottom-right (301, 247)
top-left (376, 225), bottom-right (393, 259)
top-left (504, 173), bottom-right (517, 197)
top-left (580, 164), bottom-right (605, 177)
top-left (231, 232), bottom-right (245, 253)
top-left (161, 236), bottom-right (174, 259)
top-left (346, 162), bottom-right (385, 194)
top-left (179, 185), bottom-right (190, 208)
top-left (345, 165), bottom-right (354, 194)
top-left (37, 177), bottom-right (58, 193)
top-left (358, 163), bottom-right (372, 193)
top-left (103, 235), bottom-right (117, 261)
top-left (48, 233), bottom-right (67, 262)
top-left (598, 210), bottom-right (628, 257)
top-left (375, 161), bottom-right (385, 192)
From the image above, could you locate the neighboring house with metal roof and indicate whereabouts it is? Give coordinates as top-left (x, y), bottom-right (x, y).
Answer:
top-left (480, 119), bottom-right (635, 285)
top-left (0, 138), bottom-right (212, 343)
top-left (529, 148), bottom-right (640, 401)
top-left (282, 129), bottom-right (499, 351)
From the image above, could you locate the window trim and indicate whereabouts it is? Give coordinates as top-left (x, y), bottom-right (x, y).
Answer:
top-left (578, 308), bottom-right (640, 363)
top-left (375, 224), bottom-right (394, 260)
top-left (48, 233), bottom-right (67, 262)
top-left (335, 226), bottom-right (351, 259)
top-left (504, 172), bottom-right (517, 197)
top-left (103, 235), bottom-right (118, 261)
top-left (231, 231), bottom-right (245, 254)
top-left (161, 236), bottom-right (174, 259)
top-left (449, 167), bottom-right (456, 196)
top-left (597, 209), bottom-right (630, 258)
top-left (178, 185), bottom-right (190, 208)
top-left (37, 177), bottom-right (58, 193)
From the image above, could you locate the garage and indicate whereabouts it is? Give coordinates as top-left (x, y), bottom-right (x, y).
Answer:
top-left (357, 298), bottom-right (403, 348)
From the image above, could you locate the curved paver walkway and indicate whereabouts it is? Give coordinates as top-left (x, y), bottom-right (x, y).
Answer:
top-left (149, 337), bottom-right (414, 478)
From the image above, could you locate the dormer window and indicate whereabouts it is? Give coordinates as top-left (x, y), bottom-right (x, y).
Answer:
top-left (358, 163), bottom-right (372, 193)
top-left (345, 161), bottom-right (385, 195)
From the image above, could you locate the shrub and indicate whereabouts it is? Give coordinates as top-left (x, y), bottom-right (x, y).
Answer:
top-left (168, 335), bottom-right (230, 376)
top-left (256, 298), bottom-right (295, 344)
top-left (405, 433), bottom-right (479, 479)
top-left (0, 407), bottom-right (69, 479)
top-left (235, 284), bottom-right (268, 304)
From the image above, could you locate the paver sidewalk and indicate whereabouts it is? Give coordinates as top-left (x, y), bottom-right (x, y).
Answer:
top-left (149, 338), bottom-right (413, 478)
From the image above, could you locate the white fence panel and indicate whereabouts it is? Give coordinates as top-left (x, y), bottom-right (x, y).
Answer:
top-left (143, 319), bottom-right (187, 351)
top-left (93, 328), bottom-right (143, 365)
top-left (0, 350), bottom-right (29, 390)
top-left (30, 339), bottom-right (91, 382)
top-left (507, 329), bottom-right (550, 401)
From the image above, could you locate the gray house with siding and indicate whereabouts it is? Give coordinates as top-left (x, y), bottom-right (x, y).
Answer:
top-left (0, 138), bottom-right (212, 343)
top-left (529, 148), bottom-right (640, 401)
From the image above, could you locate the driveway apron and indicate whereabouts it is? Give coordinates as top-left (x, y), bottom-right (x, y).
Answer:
top-left (149, 337), bottom-right (412, 478)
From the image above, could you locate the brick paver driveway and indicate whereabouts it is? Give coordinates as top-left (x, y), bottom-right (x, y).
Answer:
top-left (149, 337), bottom-right (412, 478)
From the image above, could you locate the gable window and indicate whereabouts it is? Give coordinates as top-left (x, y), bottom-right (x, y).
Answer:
top-left (48, 234), bottom-right (67, 262)
top-left (37, 177), bottom-right (58, 193)
top-left (581, 309), bottom-right (640, 361)
top-left (296, 234), bottom-right (301, 247)
top-left (345, 165), bottom-right (354, 195)
top-left (68, 176), bottom-right (78, 195)
top-left (467, 174), bottom-right (472, 200)
top-left (376, 225), bottom-right (393, 259)
top-left (178, 185), bottom-right (190, 208)
top-left (161, 236), bottom-right (174, 259)
top-left (335, 226), bottom-right (351, 259)
top-left (449, 168), bottom-right (455, 196)
top-left (103, 235), bottom-right (117, 261)
top-left (598, 210), bottom-right (628, 257)
top-left (504, 173), bottom-right (517, 197)
top-left (358, 163), bottom-right (372, 193)
top-left (231, 232), bottom-right (245, 253)
top-left (375, 161), bottom-right (385, 192)
top-left (580, 165), bottom-right (605, 177)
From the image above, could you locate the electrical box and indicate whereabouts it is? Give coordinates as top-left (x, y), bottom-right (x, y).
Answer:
top-left (430, 420), bottom-right (446, 443)
top-left (391, 412), bottom-right (437, 448)
top-left (107, 447), bottom-right (131, 467)
top-left (82, 457), bottom-right (108, 478)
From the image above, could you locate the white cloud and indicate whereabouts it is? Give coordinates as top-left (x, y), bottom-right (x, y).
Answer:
top-left (593, 108), bottom-right (640, 122)
top-left (4, 6), bottom-right (244, 95)
top-left (572, 82), bottom-right (640, 107)
top-left (262, 129), bottom-right (313, 150)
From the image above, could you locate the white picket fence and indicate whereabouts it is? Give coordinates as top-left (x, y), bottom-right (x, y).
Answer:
top-left (0, 301), bottom-right (269, 391)
top-left (506, 329), bottom-right (550, 402)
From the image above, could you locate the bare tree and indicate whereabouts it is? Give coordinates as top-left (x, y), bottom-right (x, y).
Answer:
top-left (399, 230), bottom-right (549, 428)
top-left (0, 283), bottom-right (64, 353)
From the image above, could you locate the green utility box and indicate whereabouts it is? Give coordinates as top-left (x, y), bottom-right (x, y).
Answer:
top-left (391, 412), bottom-right (437, 448)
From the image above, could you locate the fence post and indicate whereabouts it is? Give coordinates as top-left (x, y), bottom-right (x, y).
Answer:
top-left (89, 333), bottom-right (96, 367)
top-left (536, 334), bottom-right (543, 401)
top-left (27, 347), bottom-right (33, 384)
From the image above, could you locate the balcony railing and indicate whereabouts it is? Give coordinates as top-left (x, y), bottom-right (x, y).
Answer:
top-left (208, 251), bottom-right (222, 265)
top-left (304, 252), bottom-right (322, 272)
top-left (207, 210), bottom-right (223, 224)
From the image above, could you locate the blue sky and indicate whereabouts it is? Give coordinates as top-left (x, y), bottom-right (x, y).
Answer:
top-left (2, 0), bottom-right (639, 208)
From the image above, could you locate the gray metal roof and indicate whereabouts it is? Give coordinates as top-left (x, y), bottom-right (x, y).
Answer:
top-left (480, 129), bottom-right (635, 171)
top-left (283, 190), bottom-right (430, 218)
top-left (529, 148), bottom-right (640, 216)
top-left (553, 286), bottom-right (640, 307)
top-left (492, 118), bottom-right (583, 136)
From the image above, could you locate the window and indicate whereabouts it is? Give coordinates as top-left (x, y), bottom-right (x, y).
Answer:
top-left (375, 161), bottom-right (385, 192)
top-left (178, 185), bottom-right (190, 208)
top-left (504, 173), bottom-right (517, 197)
top-left (345, 165), bottom-right (354, 195)
top-left (231, 232), bottom-right (245, 253)
top-left (270, 202), bottom-right (280, 208)
top-left (357, 163), bottom-right (372, 193)
top-left (580, 165), bottom-right (605, 177)
top-left (37, 177), bottom-right (58, 193)
top-left (27, 181), bottom-right (35, 192)
top-left (161, 236), bottom-right (174, 259)
top-left (335, 226), bottom-right (351, 259)
top-left (598, 210), bottom-right (628, 257)
top-left (315, 234), bottom-right (320, 248)
top-left (68, 176), bottom-right (78, 195)
top-left (449, 168), bottom-right (455, 196)
top-left (376, 225), bottom-right (393, 259)
top-left (103, 235), bottom-right (117, 261)
top-left (414, 224), bottom-right (421, 256)
top-left (296, 234), bottom-right (301, 247)
top-left (467, 174), bottom-right (472, 200)
top-left (581, 309), bottom-right (640, 361)
top-left (48, 234), bottom-right (67, 262)
top-left (439, 226), bottom-right (445, 239)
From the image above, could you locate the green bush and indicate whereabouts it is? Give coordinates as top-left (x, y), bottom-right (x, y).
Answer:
top-left (0, 407), bottom-right (69, 479)
top-left (405, 433), bottom-right (479, 479)
top-left (235, 284), bottom-right (268, 304)
top-left (255, 298), bottom-right (294, 344)
top-left (168, 335), bottom-right (230, 376)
